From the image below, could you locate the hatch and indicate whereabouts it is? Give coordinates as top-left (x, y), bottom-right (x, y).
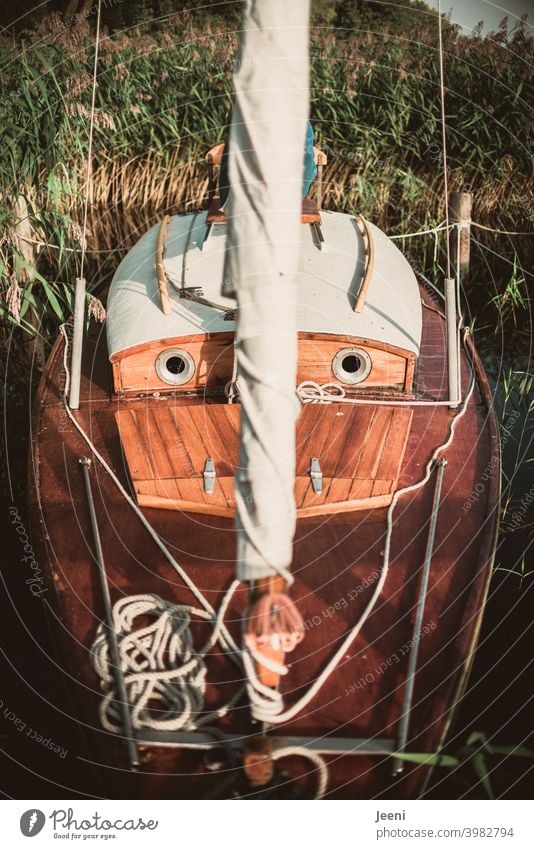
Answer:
top-left (115, 403), bottom-right (412, 519)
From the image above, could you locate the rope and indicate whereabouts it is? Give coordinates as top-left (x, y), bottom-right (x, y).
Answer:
top-left (389, 221), bottom-right (449, 239)
top-left (91, 592), bottom-right (243, 733)
top-left (14, 235), bottom-right (123, 254)
top-left (244, 345), bottom-right (476, 724)
top-left (437, 0), bottom-right (451, 279)
top-left (272, 747), bottom-right (328, 799)
top-left (9, 220), bottom-right (532, 260)
top-left (59, 323), bottom-right (473, 753)
top-left (59, 326), bottom-right (242, 660)
top-left (244, 322), bottom-right (475, 724)
top-left (470, 221), bottom-right (534, 236)
top-left (79, 0), bottom-right (102, 281)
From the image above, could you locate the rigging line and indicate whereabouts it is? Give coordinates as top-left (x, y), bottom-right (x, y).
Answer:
top-left (471, 238), bottom-right (534, 277)
top-left (59, 325), bottom-right (241, 660)
top-left (389, 221), bottom-right (449, 239)
top-left (244, 350), bottom-right (476, 726)
top-left (79, 0), bottom-right (102, 281)
top-left (437, 0), bottom-right (451, 280)
top-left (470, 221), bottom-right (534, 236)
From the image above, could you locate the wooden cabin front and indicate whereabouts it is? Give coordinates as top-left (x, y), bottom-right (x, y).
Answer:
top-left (107, 210), bottom-right (422, 519)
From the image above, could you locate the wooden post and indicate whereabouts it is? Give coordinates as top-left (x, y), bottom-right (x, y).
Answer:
top-left (68, 277), bottom-right (86, 410)
top-left (448, 191), bottom-right (472, 284)
top-left (445, 276), bottom-right (460, 408)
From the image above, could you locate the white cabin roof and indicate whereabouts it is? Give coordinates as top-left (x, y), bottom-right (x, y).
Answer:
top-left (106, 210), bottom-right (422, 358)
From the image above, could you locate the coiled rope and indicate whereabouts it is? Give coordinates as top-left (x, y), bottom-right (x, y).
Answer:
top-left (90, 593), bottom-right (242, 733)
top-left (242, 362), bottom-right (475, 725)
top-left (272, 747), bottom-right (328, 800)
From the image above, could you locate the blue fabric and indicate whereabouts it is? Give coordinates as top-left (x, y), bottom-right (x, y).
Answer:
top-left (302, 120), bottom-right (317, 197)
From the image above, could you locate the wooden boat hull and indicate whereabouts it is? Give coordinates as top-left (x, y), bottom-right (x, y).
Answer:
top-left (29, 283), bottom-right (499, 799)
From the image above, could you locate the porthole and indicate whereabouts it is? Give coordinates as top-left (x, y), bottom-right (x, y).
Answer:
top-left (155, 348), bottom-right (195, 386)
top-left (332, 347), bottom-right (372, 385)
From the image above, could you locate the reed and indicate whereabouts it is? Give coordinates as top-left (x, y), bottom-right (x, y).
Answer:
top-left (0, 11), bottom-right (532, 337)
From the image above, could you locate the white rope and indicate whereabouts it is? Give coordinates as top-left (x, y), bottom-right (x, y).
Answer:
top-left (244, 339), bottom-right (476, 724)
top-left (91, 592), bottom-right (243, 733)
top-left (79, 0), bottom-right (102, 281)
top-left (15, 234), bottom-right (125, 255)
top-left (389, 221), bottom-right (450, 239)
top-left (59, 326), bottom-right (242, 658)
top-left (59, 323), bottom-right (474, 740)
top-left (297, 340), bottom-right (472, 409)
top-left (470, 221), bottom-right (534, 236)
top-left (272, 746), bottom-right (328, 799)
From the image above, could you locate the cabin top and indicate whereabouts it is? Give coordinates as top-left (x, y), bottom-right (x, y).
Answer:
top-left (106, 210), bottom-right (422, 359)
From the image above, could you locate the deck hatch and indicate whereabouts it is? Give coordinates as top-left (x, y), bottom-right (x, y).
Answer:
top-left (115, 403), bottom-right (412, 518)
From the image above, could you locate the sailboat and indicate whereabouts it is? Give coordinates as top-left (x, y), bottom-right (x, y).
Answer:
top-left (29, 0), bottom-right (499, 799)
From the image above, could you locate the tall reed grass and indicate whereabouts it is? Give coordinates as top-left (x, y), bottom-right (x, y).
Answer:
top-left (0, 10), bottom-right (532, 339)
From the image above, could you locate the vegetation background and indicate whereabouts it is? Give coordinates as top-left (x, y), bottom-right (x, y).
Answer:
top-left (0, 0), bottom-right (532, 799)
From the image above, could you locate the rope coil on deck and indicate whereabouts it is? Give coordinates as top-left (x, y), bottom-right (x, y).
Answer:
top-left (91, 590), bottom-right (243, 733)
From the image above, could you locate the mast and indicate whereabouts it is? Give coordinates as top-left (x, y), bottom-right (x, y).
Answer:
top-left (222, 0), bottom-right (309, 586)
top-left (222, 0), bottom-right (309, 715)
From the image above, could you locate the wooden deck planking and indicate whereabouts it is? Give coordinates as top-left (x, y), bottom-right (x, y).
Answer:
top-left (117, 403), bottom-right (413, 517)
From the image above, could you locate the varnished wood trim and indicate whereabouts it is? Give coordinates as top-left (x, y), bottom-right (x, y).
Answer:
top-left (109, 332), bottom-right (235, 364)
top-left (206, 142), bottom-right (225, 166)
top-left (110, 332), bottom-right (415, 364)
top-left (297, 332), bottom-right (413, 360)
top-left (405, 352), bottom-right (416, 392)
top-left (136, 488), bottom-right (393, 518)
top-left (354, 215), bottom-right (376, 314)
top-left (155, 215), bottom-right (171, 316)
top-left (110, 332), bottom-right (415, 395)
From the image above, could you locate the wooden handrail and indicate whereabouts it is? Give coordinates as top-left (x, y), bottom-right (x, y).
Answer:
top-left (155, 214), bottom-right (171, 316)
top-left (313, 146), bottom-right (327, 166)
top-left (205, 142), bottom-right (225, 166)
top-left (354, 214), bottom-right (375, 313)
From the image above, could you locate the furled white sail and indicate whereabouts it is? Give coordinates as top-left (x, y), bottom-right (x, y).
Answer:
top-left (222, 0), bottom-right (309, 582)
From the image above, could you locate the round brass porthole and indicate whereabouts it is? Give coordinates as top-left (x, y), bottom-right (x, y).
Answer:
top-left (155, 348), bottom-right (195, 386)
top-left (332, 347), bottom-right (372, 385)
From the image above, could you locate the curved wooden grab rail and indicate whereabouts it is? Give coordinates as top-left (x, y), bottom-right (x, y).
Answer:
top-left (155, 214), bottom-right (171, 315)
top-left (354, 214), bottom-right (375, 313)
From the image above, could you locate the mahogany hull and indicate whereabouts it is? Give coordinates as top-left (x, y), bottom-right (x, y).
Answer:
top-left (29, 284), bottom-right (500, 799)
